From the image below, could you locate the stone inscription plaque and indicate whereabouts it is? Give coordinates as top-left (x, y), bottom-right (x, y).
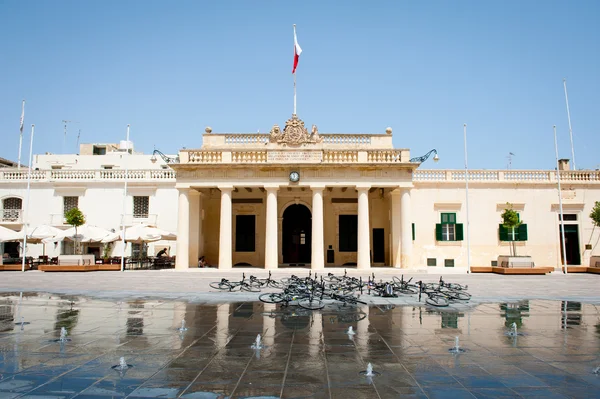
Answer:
top-left (267, 151), bottom-right (322, 163)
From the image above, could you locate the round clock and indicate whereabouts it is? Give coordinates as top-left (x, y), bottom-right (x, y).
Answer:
top-left (289, 171), bottom-right (300, 182)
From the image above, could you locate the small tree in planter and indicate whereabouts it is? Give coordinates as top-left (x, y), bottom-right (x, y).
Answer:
top-left (501, 203), bottom-right (522, 256)
top-left (64, 207), bottom-right (86, 255)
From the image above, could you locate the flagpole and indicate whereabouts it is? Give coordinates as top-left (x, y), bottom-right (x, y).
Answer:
top-left (554, 125), bottom-right (568, 274)
top-left (293, 24), bottom-right (297, 115)
top-left (463, 123), bottom-right (471, 274)
top-left (563, 78), bottom-right (576, 171)
top-left (18, 100), bottom-right (25, 170)
top-left (21, 124), bottom-right (34, 273)
top-left (120, 124), bottom-right (130, 272)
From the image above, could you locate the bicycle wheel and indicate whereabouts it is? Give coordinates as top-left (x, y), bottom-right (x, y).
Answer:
top-left (299, 298), bottom-right (324, 310)
top-left (259, 293), bottom-right (285, 304)
top-left (266, 280), bottom-right (283, 289)
top-left (209, 282), bottom-right (231, 291)
top-left (447, 291), bottom-right (471, 301)
top-left (241, 284), bottom-right (261, 293)
top-left (425, 295), bottom-right (449, 307)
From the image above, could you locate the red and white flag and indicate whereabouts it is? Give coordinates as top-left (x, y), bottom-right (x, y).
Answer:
top-left (19, 100), bottom-right (25, 134)
top-left (292, 25), bottom-right (302, 74)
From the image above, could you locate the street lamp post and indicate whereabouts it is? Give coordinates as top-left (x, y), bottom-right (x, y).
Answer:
top-left (410, 149), bottom-right (440, 164)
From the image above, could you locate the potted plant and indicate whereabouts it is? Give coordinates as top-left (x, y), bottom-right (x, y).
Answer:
top-left (64, 207), bottom-right (86, 255)
top-left (498, 203), bottom-right (533, 268)
top-left (589, 201), bottom-right (600, 268)
top-left (102, 242), bottom-right (112, 263)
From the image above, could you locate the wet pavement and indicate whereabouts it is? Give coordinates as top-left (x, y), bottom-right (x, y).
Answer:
top-left (1, 293), bottom-right (600, 398)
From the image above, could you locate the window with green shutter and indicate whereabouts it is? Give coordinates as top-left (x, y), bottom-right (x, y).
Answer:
top-left (517, 224), bottom-right (528, 241)
top-left (436, 213), bottom-right (463, 241)
top-left (412, 223), bottom-right (415, 241)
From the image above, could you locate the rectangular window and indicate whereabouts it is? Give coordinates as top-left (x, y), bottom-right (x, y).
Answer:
top-left (133, 196), bottom-right (149, 218)
top-left (63, 196), bottom-right (79, 215)
top-left (445, 259), bottom-right (455, 267)
top-left (436, 213), bottom-right (463, 241)
top-left (235, 215), bottom-right (256, 252)
top-left (412, 223), bottom-right (415, 241)
top-left (93, 146), bottom-right (106, 155)
top-left (427, 258), bottom-right (437, 267)
top-left (339, 215), bottom-right (358, 252)
top-left (559, 214), bottom-right (577, 221)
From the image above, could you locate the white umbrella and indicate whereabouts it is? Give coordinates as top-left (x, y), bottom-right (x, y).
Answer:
top-left (46, 225), bottom-right (120, 244)
top-left (0, 226), bottom-right (18, 242)
top-left (2, 224), bottom-right (64, 244)
top-left (115, 224), bottom-right (177, 243)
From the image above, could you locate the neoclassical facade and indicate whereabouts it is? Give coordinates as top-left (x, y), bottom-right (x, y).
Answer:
top-left (1, 114), bottom-right (599, 271)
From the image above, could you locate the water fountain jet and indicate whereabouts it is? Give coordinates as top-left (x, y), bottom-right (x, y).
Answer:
top-left (448, 336), bottom-right (465, 353)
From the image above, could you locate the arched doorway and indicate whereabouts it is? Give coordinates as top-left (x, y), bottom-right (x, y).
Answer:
top-left (282, 204), bottom-right (312, 265)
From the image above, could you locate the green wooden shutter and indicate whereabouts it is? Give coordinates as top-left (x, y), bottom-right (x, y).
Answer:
top-left (441, 214), bottom-right (448, 223)
top-left (455, 224), bottom-right (464, 241)
top-left (449, 213), bottom-right (456, 224)
top-left (435, 223), bottom-right (443, 241)
top-left (499, 224), bottom-right (508, 241)
top-left (412, 223), bottom-right (415, 241)
top-left (518, 224), bottom-right (528, 241)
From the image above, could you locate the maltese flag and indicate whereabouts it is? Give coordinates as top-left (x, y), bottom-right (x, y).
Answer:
top-left (292, 25), bottom-right (302, 74)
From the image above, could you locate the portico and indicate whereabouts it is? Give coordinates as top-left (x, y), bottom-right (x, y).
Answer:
top-left (172, 114), bottom-right (416, 270)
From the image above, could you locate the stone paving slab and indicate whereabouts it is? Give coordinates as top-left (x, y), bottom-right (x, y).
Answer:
top-left (1, 268), bottom-right (599, 306)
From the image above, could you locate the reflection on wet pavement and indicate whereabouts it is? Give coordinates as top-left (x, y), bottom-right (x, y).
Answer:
top-left (0, 292), bottom-right (599, 398)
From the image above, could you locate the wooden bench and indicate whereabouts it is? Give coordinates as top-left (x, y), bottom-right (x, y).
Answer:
top-left (39, 265), bottom-right (99, 272)
top-left (0, 265), bottom-right (25, 271)
top-left (470, 266), bottom-right (493, 273)
top-left (587, 267), bottom-right (600, 274)
top-left (491, 267), bottom-right (550, 275)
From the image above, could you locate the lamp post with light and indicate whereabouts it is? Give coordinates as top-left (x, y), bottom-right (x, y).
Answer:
top-left (410, 149), bottom-right (440, 164)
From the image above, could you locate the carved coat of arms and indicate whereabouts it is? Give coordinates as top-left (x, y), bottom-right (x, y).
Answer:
top-left (269, 114), bottom-right (322, 145)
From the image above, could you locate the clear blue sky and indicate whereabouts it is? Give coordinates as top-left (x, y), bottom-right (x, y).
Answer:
top-left (1, 0), bottom-right (598, 170)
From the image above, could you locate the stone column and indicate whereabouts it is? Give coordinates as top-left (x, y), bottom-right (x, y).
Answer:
top-left (175, 188), bottom-right (190, 270)
top-left (264, 186), bottom-right (279, 270)
top-left (357, 186), bottom-right (371, 270)
top-left (400, 188), bottom-right (412, 269)
top-left (218, 186), bottom-right (233, 270)
top-left (198, 192), bottom-right (204, 258)
top-left (311, 185), bottom-right (325, 270)
top-left (390, 189), bottom-right (402, 268)
top-left (188, 190), bottom-right (200, 267)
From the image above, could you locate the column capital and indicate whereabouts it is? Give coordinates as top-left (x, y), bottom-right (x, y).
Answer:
top-left (390, 187), bottom-right (402, 196)
top-left (310, 184), bottom-right (326, 191)
top-left (188, 189), bottom-right (201, 197)
top-left (355, 184), bottom-right (371, 191)
top-left (218, 185), bottom-right (234, 192)
top-left (263, 184), bottom-right (280, 192)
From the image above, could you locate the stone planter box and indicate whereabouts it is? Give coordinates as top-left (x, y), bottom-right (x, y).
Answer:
top-left (498, 255), bottom-right (534, 268)
top-left (58, 255), bottom-right (95, 266)
top-left (590, 256), bottom-right (600, 268)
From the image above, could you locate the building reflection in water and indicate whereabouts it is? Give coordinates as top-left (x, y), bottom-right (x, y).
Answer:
top-left (499, 301), bottom-right (530, 328)
top-left (126, 301), bottom-right (145, 335)
top-left (561, 301), bottom-right (582, 329)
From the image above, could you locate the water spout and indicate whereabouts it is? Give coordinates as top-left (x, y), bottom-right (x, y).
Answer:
top-left (251, 334), bottom-right (263, 350)
top-left (511, 322), bottom-right (517, 336)
top-left (119, 357), bottom-right (128, 370)
top-left (178, 319), bottom-right (188, 332)
top-left (593, 366), bottom-right (600, 375)
top-left (59, 327), bottom-right (68, 342)
top-left (449, 336), bottom-right (465, 353)
top-left (347, 326), bottom-right (356, 336)
top-left (359, 362), bottom-right (380, 378)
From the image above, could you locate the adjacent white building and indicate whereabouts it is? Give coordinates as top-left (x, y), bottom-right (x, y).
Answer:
top-left (1, 114), bottom-right (599, 271)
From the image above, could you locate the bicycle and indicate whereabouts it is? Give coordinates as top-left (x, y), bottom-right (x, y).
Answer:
top-left (209, 273), bottom-right (261, 292)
